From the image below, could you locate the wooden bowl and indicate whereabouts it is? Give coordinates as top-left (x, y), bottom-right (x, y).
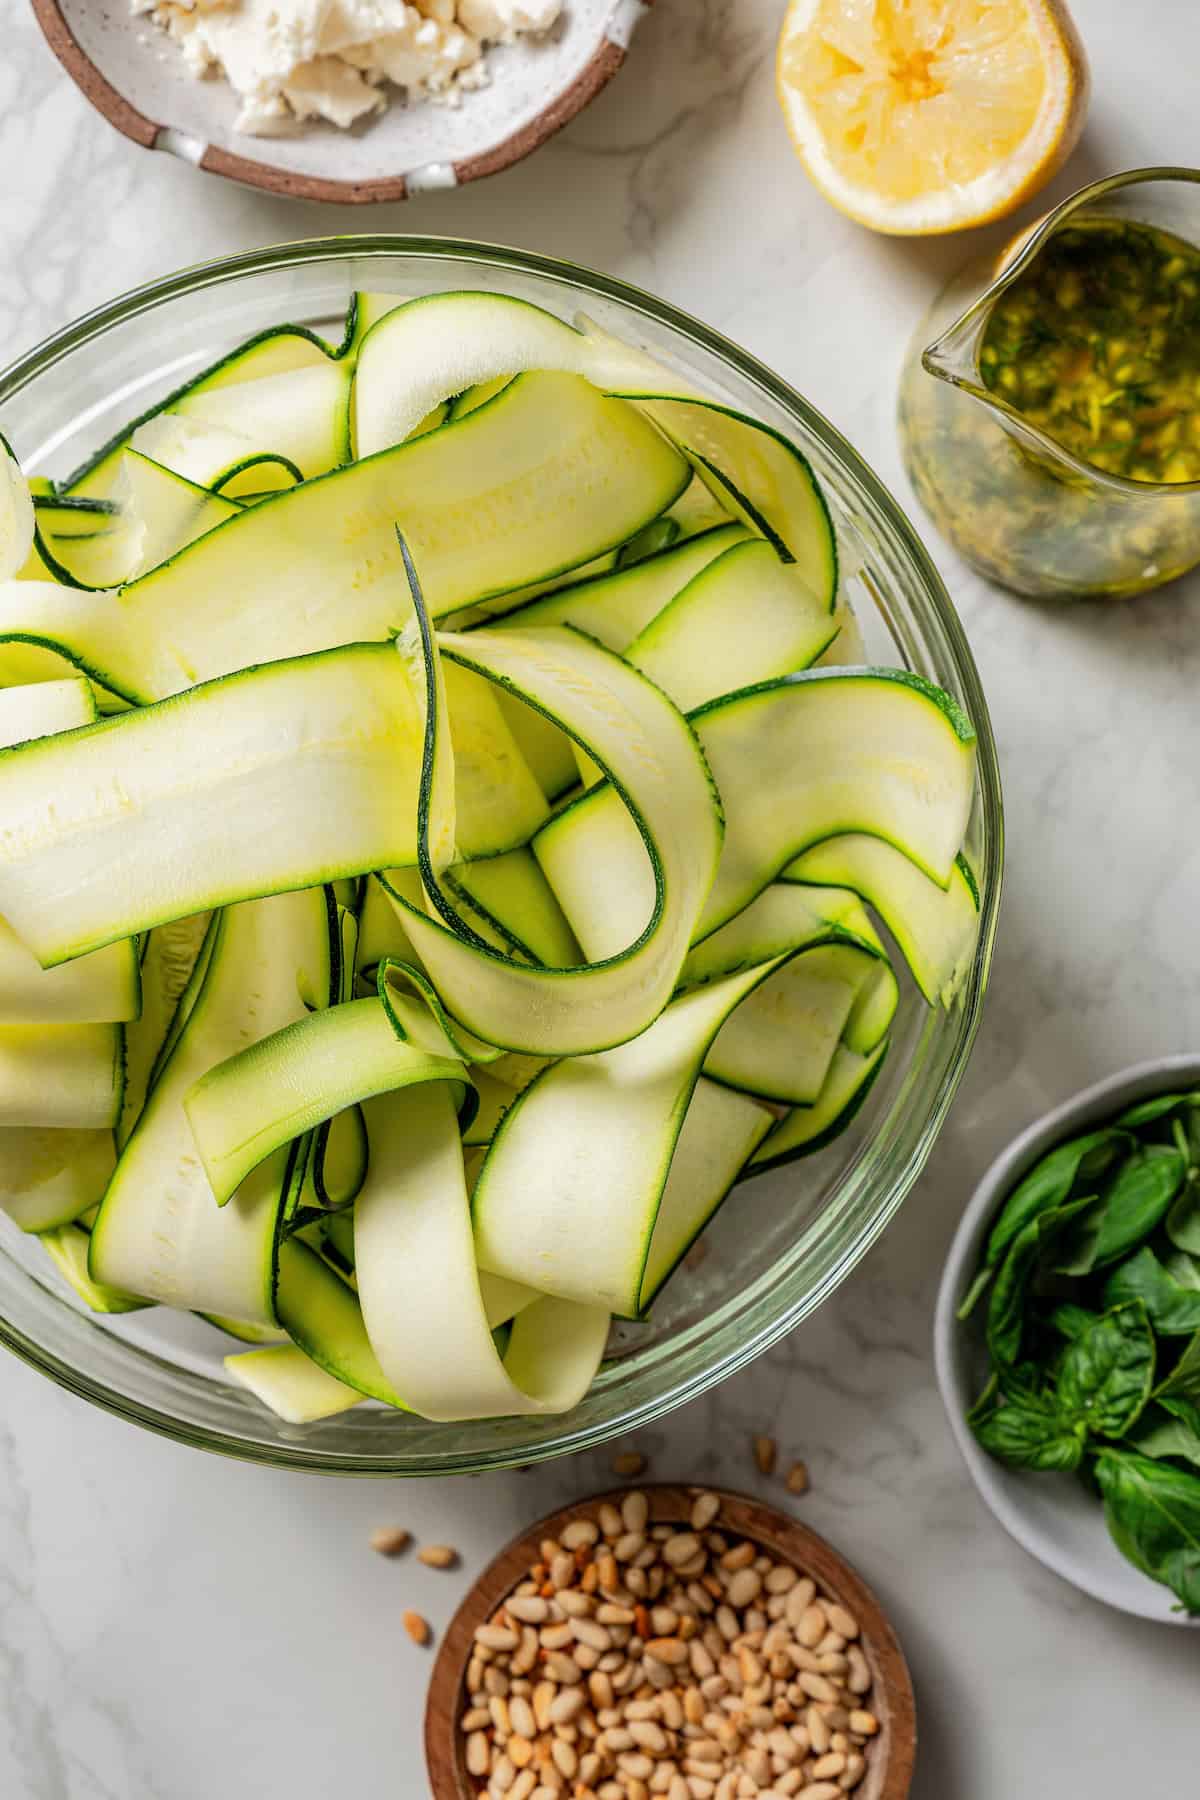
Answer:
top-left (30, 0), bottom-right (653, 204)
top-left (426, 1484), bottom-right (916, 1799)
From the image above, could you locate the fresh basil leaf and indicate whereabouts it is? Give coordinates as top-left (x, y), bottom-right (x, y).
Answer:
top-left (1128, 1399), bottom-right (1200, 1471)
top-left (1091, 1145), bottom-right (1185, 1269)
top-left (1156, 1329), bottom-right (1200, 1402)
top-left (1166, 1181), bottom-right (1200, 1256)
top-left (1050, 1196), bottom-right (1104, 1277)
top-left (1057, 1303), bottom-right (1155, 1438)
top-left (1093, 1449), bottom-right (1200, 1613)
top-left (1115, 1093), bottom-right (1196, 1129)
top-left (1047, 1303), bottom-right (1099, 1342)
top-left (1103, 1247), bottom-right (1200, 1336)
top-left (972, 1400), bottom-right (1085, 1472)
top-left (983, 1129), bottom-right (1127, 1269)
top-left (986, 1196), bottom-right (1097, 1369)
top-left (1162, 1247), bottom-right (1200, 1292)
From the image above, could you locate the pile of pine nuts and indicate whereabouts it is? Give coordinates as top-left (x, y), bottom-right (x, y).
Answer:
top-left (457, 1490), bottom-right (880, 1800)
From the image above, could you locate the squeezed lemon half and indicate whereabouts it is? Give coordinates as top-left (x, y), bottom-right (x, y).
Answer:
top-left (776, 0), bottom-right (1090, 235)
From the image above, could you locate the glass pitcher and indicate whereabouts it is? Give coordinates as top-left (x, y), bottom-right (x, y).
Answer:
top-left (899, 168), bottom-right (1200, 599)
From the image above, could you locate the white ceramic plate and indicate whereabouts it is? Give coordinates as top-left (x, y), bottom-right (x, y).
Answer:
top-left (934, 1055), bottom-right (1200, 1626)
top-left (31, 0), bottom-right (651, 202)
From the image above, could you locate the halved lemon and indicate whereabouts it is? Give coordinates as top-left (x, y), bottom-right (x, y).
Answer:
top-left (776, 0), bottom-right (1090, 235)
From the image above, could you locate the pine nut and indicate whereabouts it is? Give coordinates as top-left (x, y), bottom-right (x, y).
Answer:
top-left (629, 1721), bottom-right (668, 1752)
top-left (615, 1532), bottom-right (646, 1562)
top-left (477, 1625), bottom-right (520, 1653)
top-left (619, 1753), bottom-right (654, 1779)
top-left (621, 1489), bottom-right (650, 1533)
top-left (418, 1544), bottom-right (457, 1569)
top-left (548, 1688), bottom-right (585, 1725)
top-left (466, 1731), bottom-right (491, 1775)
top-left (785, 1462), bottom-right (809, 1496)
top-left (846, 1646), bottom-right (871, 1695)
top-left (402, 1610), bottom-right (430, 1646)
top-left (841, 1751), bottom-right (867, 1790)
top-left (369, 1526), bottom-right (411, 1556)
top-left (506, 1697), bottom-right (534, 1739)
top-left (491, 1755), bottom-right (516, 1793)
top-left (725, 1569), bottom-right (762, 1608)
top-left (720, 1542), bottom-right (755, 1573)
top-left (612, 1452), bottom-right (646, 1478)
top-left (797, 1605), bottom-right (826, 1649)
top-left (544, 1651), bottom-right (582, 1684)
top-left (509, 1772), bottom-right (536, 1800)
top-left (484, 1668), bottom-right (509, 1698)
top-left (752, 1435), bottom-right (778, 1475)
top-left (541, 1624), bottom-right (575, 1651)
top-left (507, 1596), bottom-right (550, 1624)
top-left (806, 1706), bottom-right (831, 1754)
top-left (663, 1533), bottom-right (702, 1568)
top-left (508, 1735), bottom-right (534, 1768)
top-left (784, 1580), bottom-right (816, 1626)
top-left (690, 1493), bottom-right (721, 1532)
top-left (645, 1635), bottom-right (689, 1665)
top-left (557, 1590), bottom-right (595, 1618)
top-left (764, 1565), bottom-right (797, 1594)
top-left (848, 1709), bottom-right (879, 1737)
top-left (821, 1602), bottom-right (859, 1640)
top-left (598, 1503), bottom-right (623, 1539)
top-left (561, 1518), bottom-right (599, 1551)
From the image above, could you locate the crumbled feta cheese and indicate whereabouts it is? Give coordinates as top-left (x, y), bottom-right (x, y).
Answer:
top-left (136, 0), bottom-right (563, 136)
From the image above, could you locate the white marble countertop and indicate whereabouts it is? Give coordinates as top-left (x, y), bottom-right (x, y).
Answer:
top-left (3, 0), bottom-right (1200, 1793)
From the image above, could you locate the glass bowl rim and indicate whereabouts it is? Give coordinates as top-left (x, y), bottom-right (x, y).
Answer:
top-left (0, 235), bottom-right (1004, 1474)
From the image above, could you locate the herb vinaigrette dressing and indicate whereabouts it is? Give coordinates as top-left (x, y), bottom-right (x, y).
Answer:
top-left (980, 218), bottom-right (1200, 483)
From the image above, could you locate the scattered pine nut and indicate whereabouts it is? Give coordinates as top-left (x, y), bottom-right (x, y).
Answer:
top-left (418, 1544), bottom-right (459, 1569)
top-left (402, 1610), bottom-right (431, 1647)
top-left (612, 1451), bottom-right (647, 1478)
top-left (369, 1525), bottom-right (412, 1557)
top-left (786, 1461), bottom-right (810, 1496)
top-left (752, 1432), bottom-right (780, 1476)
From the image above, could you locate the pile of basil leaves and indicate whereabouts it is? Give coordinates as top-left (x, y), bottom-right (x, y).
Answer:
top-left (960, 1089), bottom-right (1200, 1613)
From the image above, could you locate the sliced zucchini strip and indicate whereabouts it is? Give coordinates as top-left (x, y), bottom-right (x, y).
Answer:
top-left (131, 415), bottom-right (303, 502)
top-left (679, 881), bottom-right (885, 988)
top-left (0, 437), bottom-right (35, 581)
top-left (353, 293), bottom-right (600, 453)
top-left (749, 1040), bottom-right (890, 1172)
top-left (0, 1126), bottom-right (115, 1232)
top-left (639, 1077), bottom-right (772, 1309)
top-left (0, 673), bottom-right (94, 740)
top-left (782, 837), bottom-right (981, 1005)
top-left (447, 848), bottom-right (582, 970)
top-left (274, 1235), bottom-right (407, 1407)
top-left (123, 451), bottom-right (242, 577)
top-left (616, 395), bottom-right (837, 607)
top-left (0, 1023), bottom-right (121, 1128)
top-left (225, 1341), bottom-right (365, 1424)
top-left (0, 675), bottom-right (140, 1022)
top-left (704, 941), bottom-right (884, 1106)
top-left (394, 625), bottom-right (724, 1055)
top-left (183, 978), bottom-right (474, 1208)
top-left (624, 538), bottom-right (836, 713)
top-left (66, 307), bottom-right (360, 500)
top-left (444, 661), bottom-right (549, 858)
top-left (494, 688), bottom-right (579, 803)
top-left (89, 889), bottom-right (336, 1323)
top-left (40, 1222), bottom-right (149, 1315)
top-left (118, 912), bottom-right (213, 1145)
top-left (173, 359), bottom-right (353, 480)
top-left (0, 642), bottom-right (434, 966)
top-left (489, 524), bottom-right (750, 648)
top-left (355, 870), bottom-right (424, 978)
top-left (575, 315), bottom-right (838, 605)
top-left (355, 1085), bottom-right (611, 1421)
top-left (473, 963), bottom-right (782, 1317)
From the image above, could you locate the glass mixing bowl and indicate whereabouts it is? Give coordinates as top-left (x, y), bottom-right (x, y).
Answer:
top-left (0, 238), bottom-right (1002, 1475)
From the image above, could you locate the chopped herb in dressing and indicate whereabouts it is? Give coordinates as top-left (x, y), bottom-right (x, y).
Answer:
top-left (980, 220), bottom-right (1200, 484)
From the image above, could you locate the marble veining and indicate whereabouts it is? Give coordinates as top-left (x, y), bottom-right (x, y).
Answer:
top-left (4, 0), bottom-right (1200, 1793)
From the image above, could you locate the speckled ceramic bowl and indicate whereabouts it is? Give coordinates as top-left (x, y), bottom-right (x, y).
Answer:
top-left (30, 0), bottom-right (652, 202)
top-left (935, 1056), bottom-right (1200, 1627)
